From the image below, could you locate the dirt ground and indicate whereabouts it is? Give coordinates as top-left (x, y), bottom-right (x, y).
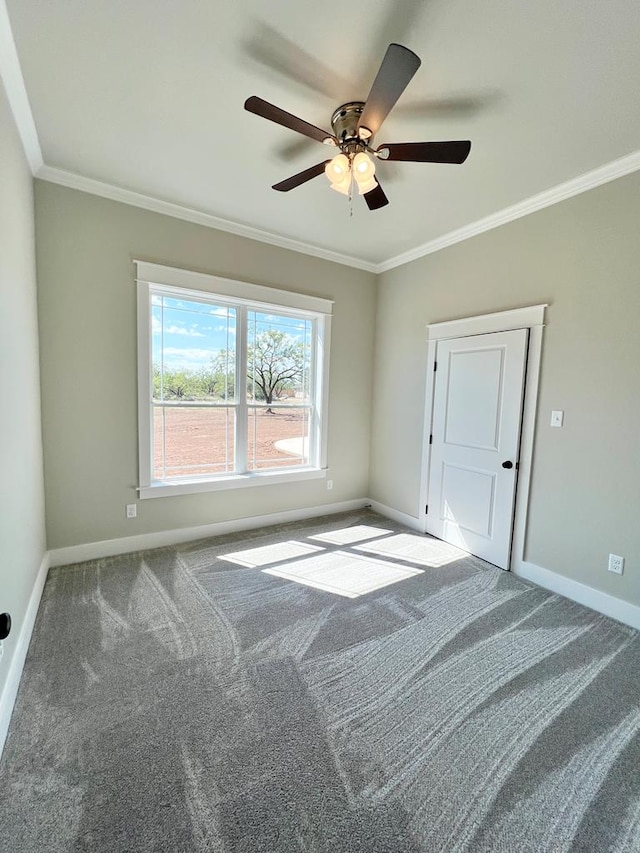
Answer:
top-left (153, 406), bottom-right (308, 478)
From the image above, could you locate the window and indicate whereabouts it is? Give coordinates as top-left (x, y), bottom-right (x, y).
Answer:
top-left (136, 262), bottom-right (332, 498)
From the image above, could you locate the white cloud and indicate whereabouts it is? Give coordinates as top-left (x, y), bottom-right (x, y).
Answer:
top-left (165, 325), bottom-right (205, 337)
top-left (152, 318), bottom-right (205, 337)
top-left (161, 347), bottom-right (214, 370)
top-left (163, 347), bottom-right (212, 358)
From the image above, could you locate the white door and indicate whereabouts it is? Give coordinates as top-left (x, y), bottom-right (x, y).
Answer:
top-left (426, 328), bottom-right (528, 569)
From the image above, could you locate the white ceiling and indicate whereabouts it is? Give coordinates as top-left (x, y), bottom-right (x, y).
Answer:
top-left (4, 0), bottom-right (640, 268)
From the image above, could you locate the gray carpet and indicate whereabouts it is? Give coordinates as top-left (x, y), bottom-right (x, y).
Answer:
top-left (1, 509), bottom-right (640, 852)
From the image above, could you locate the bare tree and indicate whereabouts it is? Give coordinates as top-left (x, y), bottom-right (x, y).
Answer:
top-left (247, 329), bottom-right (305, 413)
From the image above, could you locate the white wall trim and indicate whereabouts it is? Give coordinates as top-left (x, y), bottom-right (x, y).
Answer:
top-left (0, 551), bottom-right (50, 758)
top-left (135, 260), bottom-right (334, 314)
top-left (48, 499), bottom-right (369, 567)
top-left (38, 150), bottom-right (640, 277)
top-left (0, 0), bottom-right (43, 173)
top-left (417, 337), bottom-right (438, 530)
top-left (367, 499), bottom-right (424, 533)
top-left (426, 304), bottom-right (547, 341)
top-left (34, 154), bottom-right (640, 277)
top-left (36, 165), bottom-right (378, 273)
top-left (513, 560), bottom-right (640, 632)
top-left (377, 149), bottom-right (640, 273)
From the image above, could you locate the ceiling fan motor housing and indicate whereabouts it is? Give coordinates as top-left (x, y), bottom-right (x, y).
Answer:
top-left (331, 102), bottom-right (370, 153)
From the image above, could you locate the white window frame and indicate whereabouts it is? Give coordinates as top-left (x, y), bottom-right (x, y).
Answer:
top-left (135, 261), bottom-right (333, 499)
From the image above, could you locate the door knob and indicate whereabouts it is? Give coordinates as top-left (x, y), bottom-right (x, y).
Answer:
top-left (502, 460), bottom-right (513, 469)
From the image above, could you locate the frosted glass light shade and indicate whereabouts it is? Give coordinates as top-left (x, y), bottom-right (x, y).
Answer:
top-left (356, 176), bottom-right (378, 195)
top-left (352, 152), bottom-right (375, 182)
top-left (330, 174), bottom-right (351, 195)
top-left (325, 153), bottom-right (350, 183)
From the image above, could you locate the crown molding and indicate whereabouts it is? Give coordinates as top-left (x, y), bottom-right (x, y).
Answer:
top-left (37, 149), bottom-right (640, 277)
top-left (376, 149), bottom-right (640, 273)
top-left (0, 0), bottom-right (42, 173)
top-left (33, 149), bottom-right (640, 277)
top-left (35, 165), bottom-right (378, 273)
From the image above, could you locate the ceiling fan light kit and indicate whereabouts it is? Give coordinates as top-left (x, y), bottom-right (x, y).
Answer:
top-left (244, 43), bottom-right (472, 211)
top-left (325, 149), bottom-right (379, 197)
top-left (325, 153), bottom-right (349, 182)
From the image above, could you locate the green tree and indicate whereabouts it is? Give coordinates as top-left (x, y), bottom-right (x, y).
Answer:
top-left (153, 356), bottom-right (235, 402)
top-left (209, 352), bottom-right (235, 400)
top-left (163, 368), bottom-right (194, 399)
top-left (247, 329), bottom-right (306, 413)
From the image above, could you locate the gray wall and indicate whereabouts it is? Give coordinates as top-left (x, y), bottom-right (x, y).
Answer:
top-left (370, 171), bottom-right (640, 607)
top-left (35, 181), bottom-right (376, 549)
top-left (29, 161), bottom-right (640, 611)
top-left (0, 81), bottom-right (46, 698)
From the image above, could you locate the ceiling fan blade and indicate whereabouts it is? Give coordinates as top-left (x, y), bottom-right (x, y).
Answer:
top-left (244, 23), bottom-right (349, 99)
top-left (244, 96), bottom-right (336, 145)
top-left (393, 91), bottom-right (502, 120)
top-left (272, 161), bottom-right (330, 192)
top-left (276, 136), bottom-right (318, 162)
top-left (364, 182), bottom-right (389, 211)
top-left (370, 0), bottom-right (427, 68)
top-left (377, 140), bottom-right (472, 164)
top-left (358, 43), bottom-right (421, 137)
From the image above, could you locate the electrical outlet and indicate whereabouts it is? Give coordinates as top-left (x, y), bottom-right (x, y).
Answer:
top-left (126, 504), bottom-right (137, 519)
top-left (326, 479), bottom-right (333, 491)
top-left (608, 554), bottom-right (624, 575)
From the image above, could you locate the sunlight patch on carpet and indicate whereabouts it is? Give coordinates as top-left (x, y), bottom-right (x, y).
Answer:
top-left (262, 551), bottom-right (424, 598)
top-left (219, 540), bottom-right (324, 568)
top-left (309, 525), bottom-right (394, 545)
top-left (355, 533), bottom-right (470, 567)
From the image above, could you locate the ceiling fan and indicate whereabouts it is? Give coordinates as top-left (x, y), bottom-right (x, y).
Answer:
top-left (244, 43), bottom-right (471, 210)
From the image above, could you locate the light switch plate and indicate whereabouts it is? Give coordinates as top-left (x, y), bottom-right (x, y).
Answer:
top-left (550, 410), bottom-right (564, 427)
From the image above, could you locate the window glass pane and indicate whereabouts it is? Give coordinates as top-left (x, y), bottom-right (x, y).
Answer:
top-left (153, 406), bottom-right (235, 479)
top-left (246, 311), bottom-right (313, 406)
top-left (152, 295), bottom-right (236, 402)
top-left (247, 407), bottom-right (310, 470)
top-left (143, 278), bottom-right (326, 488)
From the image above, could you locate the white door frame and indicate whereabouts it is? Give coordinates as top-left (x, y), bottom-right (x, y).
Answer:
top-left (419, 304), bottom-right (547, 572)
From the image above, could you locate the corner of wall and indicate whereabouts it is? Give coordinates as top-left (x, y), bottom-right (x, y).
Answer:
top-left (0, 551), bottom-right (49, 758)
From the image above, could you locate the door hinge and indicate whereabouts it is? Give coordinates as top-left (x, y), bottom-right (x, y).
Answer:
top-left (425, 504), bottom-right (428, 515)
top-left (429, 434), bottom-right (433, 445)
top-left (433, 361), bottom-right (437, 372)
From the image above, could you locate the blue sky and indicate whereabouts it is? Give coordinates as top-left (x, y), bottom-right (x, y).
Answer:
top-left (152, 295), bottom-right (235, 372)
top-left (152, 295), bottom-right (310, 372)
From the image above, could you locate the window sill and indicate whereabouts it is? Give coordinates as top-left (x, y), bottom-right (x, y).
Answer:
top-left (138, 467), bottom-right (327, 499)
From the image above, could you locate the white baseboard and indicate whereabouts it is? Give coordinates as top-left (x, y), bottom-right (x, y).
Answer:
top-left (370, 501), bottom-right (640, 632)
top-left (49, 498), bottom-right (370, 567)
top-left (513, 560), bottom-right (640, 632)
top-left (0, 551), bottom-right (50, 758)
top-left (367, 499), bottom-right (424, 533)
